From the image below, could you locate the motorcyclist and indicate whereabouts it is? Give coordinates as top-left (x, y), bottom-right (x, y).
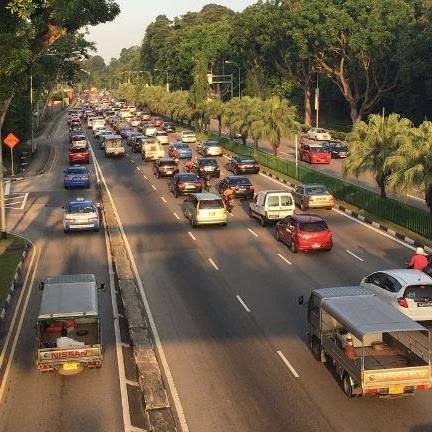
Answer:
top-left (185, 160), bottom-right (195, 173)
top-left (222, 185), bottom-right (235, 210)
top-left (408, 247), bottom-right (429, 271)
top-left (202, 173), bottom-right (211, 192)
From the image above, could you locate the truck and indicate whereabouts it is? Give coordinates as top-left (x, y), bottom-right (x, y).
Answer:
top-left (104, 134), bottom-right (124, 157)
top-left (302, 286), bottom-right (432, 397)
top-left (141, 138), bottom-right (164, 162)
top-left (36, 274), bottom-right (105, 374)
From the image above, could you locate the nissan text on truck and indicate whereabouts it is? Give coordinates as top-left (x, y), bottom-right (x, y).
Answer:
top-left (301, 286), bottom-right (431, 397)
top-left (36, 274), bottom-right (105, 374)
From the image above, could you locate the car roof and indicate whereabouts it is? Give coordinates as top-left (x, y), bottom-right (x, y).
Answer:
top-left (372, 269), bottom-right (432, 285)
top-left (193, 193), bottom-right (222, 200)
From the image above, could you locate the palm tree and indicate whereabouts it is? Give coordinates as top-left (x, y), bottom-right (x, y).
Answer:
top-left (206, 100), bottom-right (225, 136)
top-left (230, 97), bottom-right (261, 146)
top-left (385, 120), bottom-right (432, 214)
top-left (250, 96), bottom-right (300, 156)
top-left (343, 113), bottom-right (413, 198)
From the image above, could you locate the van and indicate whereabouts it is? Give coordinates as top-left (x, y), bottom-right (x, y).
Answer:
top-left (182, 193), bottom-right (228, 227)
top-left (249, 190), bottom-right (295, 226)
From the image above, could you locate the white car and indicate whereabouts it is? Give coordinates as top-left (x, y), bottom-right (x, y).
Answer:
top-left (145, 125), bottom-right (157, 137)
top-left (155, 130), bottom-right (169, 145)
top-left (180, 130), bottom-right (197, 143)
top-left (360, 269), bottom-right (432, 321)
top-left (93, 125), bottom-right (107, 137)
top-left (307, 128), bottom-right (332, 141)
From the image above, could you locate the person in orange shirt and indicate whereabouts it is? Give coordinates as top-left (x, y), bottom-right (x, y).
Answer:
top-left (344, 335), bottom-right (359, 361)
top-left (409, 247), bottom-right (428, 271)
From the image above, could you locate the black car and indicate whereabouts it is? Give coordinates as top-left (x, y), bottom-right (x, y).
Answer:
top-left (162, 121), bottom-right (176, 133)
top-left (168, 173), bottom-right (202, 198)
top-left (321, 141), bottom-right (348, 158)
top-left (153, 158), bottom-right (179, 178)
top-left (218, 175), bottom-right (254, 199)
top-left (193, 157), bottom-right (220, 178)
top-left (226, 156), bottom-right (260, 174)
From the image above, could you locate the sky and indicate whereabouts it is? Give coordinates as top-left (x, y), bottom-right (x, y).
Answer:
top-left (87, 0), bottom-right (257, 64)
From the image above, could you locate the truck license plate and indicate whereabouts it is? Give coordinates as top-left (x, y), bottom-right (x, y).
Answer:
top-left (389, 385), bottom-right (404, 395)
top-left (63, 362), bottom-right (78, 371)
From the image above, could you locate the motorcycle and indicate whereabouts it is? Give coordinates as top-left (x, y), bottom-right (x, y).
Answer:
top-left (222, 194), bottom-right (234, 212)
top-left (202, 173), bottom-right (211, 192)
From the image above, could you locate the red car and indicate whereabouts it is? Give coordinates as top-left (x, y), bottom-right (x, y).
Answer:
top-left (276, 214), bottom-right (333, 252)
top-left (69, 145), bottom-right (90, 164)
top-left (152, 116), bottom-right (164, 127)
top-left (299, 143), bottom-right (331, 164)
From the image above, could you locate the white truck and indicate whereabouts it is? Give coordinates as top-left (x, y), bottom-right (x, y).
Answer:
top-left (36, 274), bottom-right (105, 374)
top-left (302, 286), bottom-right (432, 397)
top-left (249, 190), bottom-right (295, 226)
top-left (104, 134), bottom-right (124, 157)
top-left (141, 138), bottom-right (164, 162)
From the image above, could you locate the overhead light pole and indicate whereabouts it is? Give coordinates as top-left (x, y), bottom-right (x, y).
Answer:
top-left (224, 61), bottom-right (241, 99)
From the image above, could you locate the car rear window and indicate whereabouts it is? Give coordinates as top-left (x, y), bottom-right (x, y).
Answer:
top-left (72, 135), bottom-right (86, 141)
top-left (67, 204), bottom-right (95, 213)
top-left (230, 177), bottom-right (251, 185)
top-left (299, 221), bottom-right (328, 232)
top-left (179, 174), bottom-right (197, 182)
top-left (201, 159), bottom-right (217, 166)
top-left (199, 199), bottom-right (224, 209)
top-left (67, 168), bottom-right (86, 174)
top-left (70, 147), bottom-right (88, 153)
top-left (177, 144), bottom-right (190, 149)
top-left (311, 147), bottom-right (327, 153)
top-left (404, 285), bottom-right (432, 301)
top-left (206, 142), bottom-right (220, 147)
top-left (306, 186), bottom-right (328, 195)
top-left (160, 160), bottom-right (176, 166)
top-left (239, 158), bottom-right (256, 163)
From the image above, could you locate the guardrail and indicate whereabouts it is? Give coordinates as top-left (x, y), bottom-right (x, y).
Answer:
top-left (211, 133), bottom-right (432, 239)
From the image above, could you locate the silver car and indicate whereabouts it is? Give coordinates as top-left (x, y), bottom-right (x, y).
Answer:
top-left (197, 140), bottom-right (223, 157)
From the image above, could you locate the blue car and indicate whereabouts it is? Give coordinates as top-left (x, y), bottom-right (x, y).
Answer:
top-left (64, 165), bottom-right (90, 189)
top-left (168, 142), bottom-right (192, 159)
top-left (63, 198), bottom-right (100, 232)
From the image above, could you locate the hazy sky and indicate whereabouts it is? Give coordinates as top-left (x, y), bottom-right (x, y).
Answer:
top-left (87, 1), bottom-right (257, 64)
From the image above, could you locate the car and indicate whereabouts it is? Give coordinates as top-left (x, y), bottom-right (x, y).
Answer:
top-left (307, 128), bottom-right (332, 141)
top-left (182, 193), bottom-right (227, 227)
top-left (63, 198), bottom-right (100, 232)
top-left (131, 136), bottom-right (145, 153)
top-left (360, 270), bottom-right (432, 321)
top-left (168, 142), bottom-right (192, 159)
top-left (226, 156), bottom-right (260, 174)
top-left (153, 158), bottom-right (179, 178)
top-left (180, 130), bottom-right (197, 143)
top-left (193, 157), bottom-right (220, 178)
top-left (321, 140), bottom-right (349, 158)
top-left (98, 130), bottom-right (114, 144)
top-left (70, 133), bottom-right (87, 147)
top-left (168, 173), bottom-right (202, 198)
top-left (276, 214), bottom-right (333, 253)
top-left (120, 126), bottom-right (135, 139)
top-left (249, 190), bottom-right (295, 226)
top-left (93, 125), bottom-right (107, 137)
top-left (126, 131), bottom-right (140, 146)
top-left (197, 140), bottom-right (223, 157)
top-left (152, 116), bottom-right (164, 127)
top-left (218, 176), bottom-right (254, 200)
top-left (162, 122), bottom-right (176, 133)
top-left (69, 145), bottom-right (90, 164)
top-left (299, 143), bottom-right (331, 164)
top-left (140, 110), bottom-right (151, 121)
top-left (292, 183), bottom-right (334, 210)
top-left (64, 165), bottom-right (90, 189)
top-left (155, 130), bottom-right (169, 145)
top-left (145, 124), bottom-right (157, 137)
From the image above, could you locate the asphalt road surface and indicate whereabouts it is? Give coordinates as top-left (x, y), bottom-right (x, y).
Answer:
top-left (1, 113), bottom-right (432, 432)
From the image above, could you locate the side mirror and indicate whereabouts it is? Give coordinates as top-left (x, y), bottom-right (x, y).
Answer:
top-left (96, 202), bottom-right (101, 209)
top-left (39, 282), bottom-right (45, 291)
top-left (298, 295), bottom-right (304, 305)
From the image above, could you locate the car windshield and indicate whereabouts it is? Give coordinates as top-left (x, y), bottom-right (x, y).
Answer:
top-left (305, 186), bottom-right (328, 195)
top-left (67, 203), bottom-right (95, 214)
top-left (299, 221), bottom-right (328, 232)
top-left (199, 199), bottom-right (224, 209)
top-left (178, 174), bottom-right (197, 182)
top-left (404, 285), bottom-right (432, 301)
top-left (311, 147), bottom-right (327, 153)
top-left (201, 159), bottom-right (217, 166)
top-left (67, 168), bottom-right (86, 175)
top-left (230, 177), bottom-right (250, 185)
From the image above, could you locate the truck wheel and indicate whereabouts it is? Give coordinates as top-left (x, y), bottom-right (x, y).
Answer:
top-left (342, 373), bottom-right (354, 398)
top-left (312, 337), bottom-right (321, 361)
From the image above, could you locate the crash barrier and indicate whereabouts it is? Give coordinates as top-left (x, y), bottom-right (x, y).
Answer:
top-left (211, 133), bottom-right (432, 239)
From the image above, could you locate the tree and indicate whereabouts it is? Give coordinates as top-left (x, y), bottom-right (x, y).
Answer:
top-left (250, 96), bottom-right (300, 156)
top-left (343, 113), bottom-right (413, 198)
top-left (230, 96), bottom-right (262, 146)
top-left (385, 120), bottom-right (432, 214)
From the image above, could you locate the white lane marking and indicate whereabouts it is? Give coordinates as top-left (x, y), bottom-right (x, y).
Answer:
top-left (161, 196), bottom-right (167, 203)
top-left (5, 182), bottom-right (11, 195)
top-left (236, 295), bottom-right (251, 312)
top-left (92, 151), bottom-right (189, 431)
top-left (208, 258), bottom-right (219, 271)
top-left (280, 151), bottom-right (291, 157)
top-left (188, 231), bottom-right (196, 241)
top-left (247, 228), bottom-right (259, 238)
top-left (346, 249), bottom-right (364, 261)
top-left (277, 254), bottom-right (292, 265)
top-left (130, 159), bottom-right (135, 164)
top-left (19, 193), bottom-right (28, 210)
top-left (173, 212), bottom-right (180, 220)
top-left (136, 166), bottom-right (141, 171)
top-left (151, 185), bottom-right (156, 190)
top-left (277, 350), bottom-right (300, 378)
top-left (143, 175), bottom-right (148, 180)
top-left (407, 194), bottom-right (424, 201)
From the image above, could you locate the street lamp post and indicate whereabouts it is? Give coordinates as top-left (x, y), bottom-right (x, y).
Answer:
top-left (154, 69), bottom-right (169, 92)
top-left (224, 61), bottom-right (241, 99)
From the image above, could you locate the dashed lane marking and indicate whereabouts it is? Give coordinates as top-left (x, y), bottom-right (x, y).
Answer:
top-left (247, 228), bottom-right (259, 238)
top-left (236, 295), bottom-right (251, 312)
top-left (277, 350), bottom-right (300, 378)
top-left (208, 258), bottom-right (219, 271)
top-left (345, 249), bottom-right (364, 262)
top-left (277, 254), bottom-right (292, 265)
top-left (188, 232), bottom-right (196, 241)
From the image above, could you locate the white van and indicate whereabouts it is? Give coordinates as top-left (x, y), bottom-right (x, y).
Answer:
top-left (249, 190), bottom-right (295, 226)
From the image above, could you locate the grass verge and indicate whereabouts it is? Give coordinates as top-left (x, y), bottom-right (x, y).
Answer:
top-left (0, 235), bottom-right (25, 309)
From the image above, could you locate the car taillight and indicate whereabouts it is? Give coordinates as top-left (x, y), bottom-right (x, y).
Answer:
top-left (330, 195), bottom-right (334, 201)
top-left (199, 167), bottom-right (204, 171)
top-left (88, 217), bottom-right (98, 222)
top-left (178, 183), bottom-right (185, 189)
top-left (174, 167), bottom-right (179, 172)
top-left (65, 176), bottom-right (73, 180)
top-left (195, 183), bottom-right (202, 188)
top-left (82, 175), bottom-right (89, 180)
top-left (216, 166), bottom-right (220, 170)
top-left (158, 167), bottom-right (164, 172)
top-left (308, 196), bottom-right (314, 202)
top-left (397, 297), bottom-right (408, 308)
top-left (65, 218), bottom-right (75, 223)
top-left (249, 186), bottom-right (254, 191)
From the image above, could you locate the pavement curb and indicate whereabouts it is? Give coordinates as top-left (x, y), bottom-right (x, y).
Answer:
top-left (0, 242), bottom-right (31, 324)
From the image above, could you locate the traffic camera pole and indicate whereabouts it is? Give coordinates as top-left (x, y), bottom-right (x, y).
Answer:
top-left (0, 122), bottom-right (7, 239)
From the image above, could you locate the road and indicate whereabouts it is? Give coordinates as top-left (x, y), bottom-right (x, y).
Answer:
top-left (2, 113), bottom-right (432, 432)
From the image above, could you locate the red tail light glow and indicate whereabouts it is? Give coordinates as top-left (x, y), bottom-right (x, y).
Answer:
top-left (250, 186), bottom-right (254, 191)
top-left (178, 183), bottom-right (185, 189)
top-left (254, 163), bottom-right (260, 168)
top-left (397, 297), bottom-right (408, 308)
top-left (194, 183), bottom-right (202, 188)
